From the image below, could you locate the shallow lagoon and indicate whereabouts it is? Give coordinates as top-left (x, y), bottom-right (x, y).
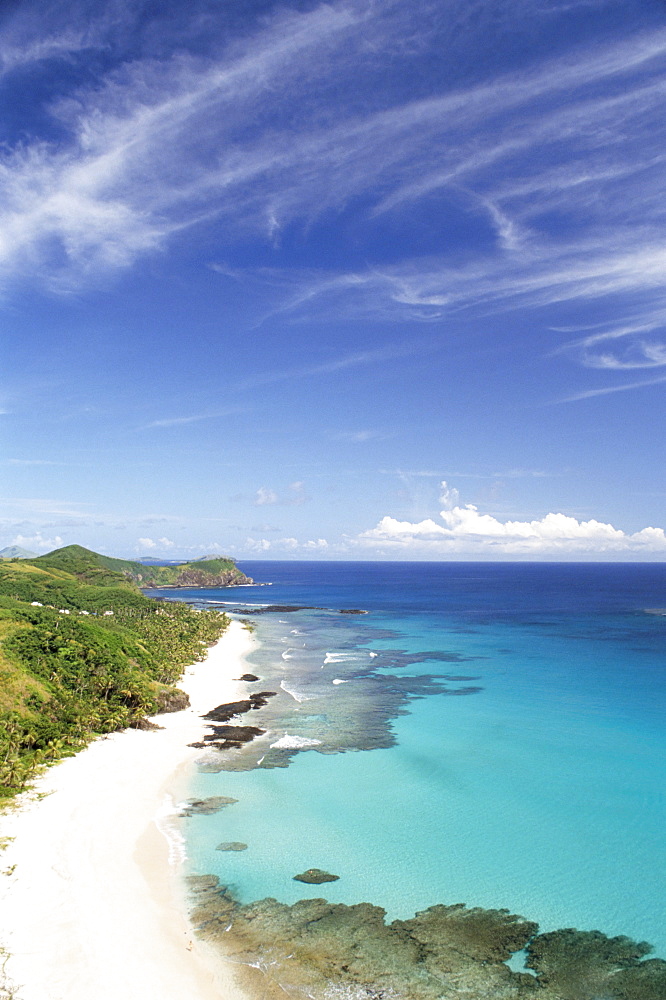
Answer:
top-left (153, 562), bottom-right (666, 975)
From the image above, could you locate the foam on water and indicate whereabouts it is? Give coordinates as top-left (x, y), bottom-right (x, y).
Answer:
top-left (270, 734), bottom-right (323, 749)
top-left (324, 652), bottom-right (361, 664)
top-left (279, 679), bottom-right (315, 703)
top-left (154, 794), bottom-right (188, 866)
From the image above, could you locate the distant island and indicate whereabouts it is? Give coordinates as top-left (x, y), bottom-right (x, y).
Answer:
top-left (28, 544), bottom-right (253, 589)
top-left (0, 545), bottom-right (38, 559)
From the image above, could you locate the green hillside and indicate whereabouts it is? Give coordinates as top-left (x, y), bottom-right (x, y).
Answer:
top-left (29, 544), bottom-right (252, 588)
top-left (0, 549), bottom-right (229, 800)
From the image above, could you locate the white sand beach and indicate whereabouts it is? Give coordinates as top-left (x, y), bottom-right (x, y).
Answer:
top-left (0, 620), bottom-right (256, 1000)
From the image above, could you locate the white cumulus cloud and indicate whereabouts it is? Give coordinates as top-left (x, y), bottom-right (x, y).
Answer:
top-left (253, 482), bottom-right (308, 506)
top-left (305, 538), bottom-right (329, 550)
top-left (242, 534), bottom-right (328, 554)
top-left (254, 487), bottom-right (279, 506)
top-left (358, 482), bottom-right (666, 557)
top-left (11, 532), bottom-right (63, 552)
top-left (137, 536), bottom-right (175, 550)
top-left (244, 537), bottom-right (273, 552)
top-left (439, 480), bottom-right (460, 509)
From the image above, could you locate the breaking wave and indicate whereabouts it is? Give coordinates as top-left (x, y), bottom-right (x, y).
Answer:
top-left (270, 734), bottom-right (323, 749)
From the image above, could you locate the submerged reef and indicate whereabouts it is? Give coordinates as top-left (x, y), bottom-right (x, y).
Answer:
top-left (182, 607), bottom-right (665, 999)
top-left (188, 877), bottom-right (666, 1000)
top-left (194, 610), bottom-right (485, 773)
top-left (179, 796), bottom-right (238, 816)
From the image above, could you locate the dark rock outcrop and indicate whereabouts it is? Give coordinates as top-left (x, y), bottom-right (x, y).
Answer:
top-left (167, 568), bottom-right (253, 588)
top-left (203, 692), bottom-right (277, 723)
top-left (129, 717), bottom-right (164, 731)
top-left (293, 869), bottom-right (340, 884)
top-left (155, 688), bottom-right (190, 713)
top-left (190, 724), bottom-right (265, 749)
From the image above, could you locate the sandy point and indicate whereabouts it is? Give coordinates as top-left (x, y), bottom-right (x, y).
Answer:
top-left (0, 619), bottom-right (256, 1000)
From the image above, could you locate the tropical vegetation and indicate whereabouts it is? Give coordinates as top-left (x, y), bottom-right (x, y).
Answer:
top-left (0, 546), bottom-right (232, 800)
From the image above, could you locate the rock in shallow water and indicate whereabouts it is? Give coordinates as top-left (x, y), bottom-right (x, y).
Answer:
top-left (217, 842), bottom-right (248, 851)
top-left (293, 868), bottom-right (340, 884)
top-left (189, 724), bottom-right (265, 750)
top-left (180, 795), bottom-right (238, 816)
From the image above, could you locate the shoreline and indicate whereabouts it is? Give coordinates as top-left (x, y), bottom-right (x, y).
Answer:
top-left (0, 619), bottom-right (256, 1000)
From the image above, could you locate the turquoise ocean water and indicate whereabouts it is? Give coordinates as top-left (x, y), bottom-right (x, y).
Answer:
top-left (149, 562), bottom-right (666, 959)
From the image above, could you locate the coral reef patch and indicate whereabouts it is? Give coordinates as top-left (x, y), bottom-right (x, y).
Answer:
top-left (187, 877), bottom-right (666, 1000)
top-left (192, 611), bottom-right (485, 773)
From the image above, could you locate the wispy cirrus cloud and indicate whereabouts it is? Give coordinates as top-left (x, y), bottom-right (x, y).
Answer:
top-left (138, 408), bottom-right (245, 429)
top-left (381, 467), bottom-right (554, 481)
top-left (1, 0), bottom-right (665, 405)
top-left (262, 240), bottom-right (666, 325)
top-left (548, 309), bottom-right (666, 398)
top-left (6, 458), bottom-right (63, 466)
top-left (554, 312), bottom-right (666, 370)
top-left (236, 340), bottom-right (433, 390)
top-left (0, 0), bottom-right (127, 79)
top-left (331, 429), bottom-right (388, 443)
top-left (558, 373), bottom-right (666, 403)
top-left (0, 0), bottom-right (370, 290)
top-left (0, 496), bottom-right (93, 518)
top-left (0, 0), bottom-right (664, 307)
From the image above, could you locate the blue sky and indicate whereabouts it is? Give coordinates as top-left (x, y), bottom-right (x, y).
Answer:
top-left (2, 0), bottom-right (666, 560)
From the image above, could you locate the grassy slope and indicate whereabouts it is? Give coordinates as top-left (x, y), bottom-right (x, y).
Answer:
top-left (0, 549), bottom-right (229, 800)
top-left (29, 544), bottom-right (250, 587)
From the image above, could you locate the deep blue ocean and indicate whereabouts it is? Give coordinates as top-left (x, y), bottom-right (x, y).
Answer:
top-left (152, 562), bottom-right (666, 961)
